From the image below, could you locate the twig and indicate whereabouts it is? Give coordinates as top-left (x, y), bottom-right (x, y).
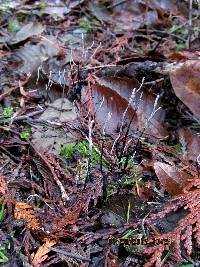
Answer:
top-left (83, 64), bottom-right (116, 70)
top-left (136, 29), bottom-right (187, 42)
top-left (0, 75), bottom-right (31, 102)
top-left (144, 78), bottom-right (164, 85)
top-left (107, 0), bottom-right (128, 9)
top-left (10, 110), bottom-right (44, 123)
top-left (49, 247), bottom-right (91, 262)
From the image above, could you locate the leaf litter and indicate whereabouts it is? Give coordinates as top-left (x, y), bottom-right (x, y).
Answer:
top-left (0, 0), bottom-right (200, 266)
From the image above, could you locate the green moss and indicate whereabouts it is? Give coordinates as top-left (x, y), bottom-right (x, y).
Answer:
top-left (1, 106), bottom-right (14, 125)
top-left (60, 140), bottom-right (109, 167)
top-left (60, 143), bottom-right (77, 161)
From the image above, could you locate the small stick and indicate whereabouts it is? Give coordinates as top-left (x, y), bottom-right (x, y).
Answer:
top-left (50, 247), bottom-right (91, 262)
top-left (10, 110), bottom-right (44, 123)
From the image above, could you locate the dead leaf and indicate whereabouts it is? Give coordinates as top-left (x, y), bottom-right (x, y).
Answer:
top-left (86, 77), bottom-right (167, 137)
top-left (38, 0), bottom-right (84, 18)
top-left (169, 50), bottom-right (200, 61)
top-left (154, 162), bottom-right (193, 196)
top-left (88, 0), bottom-right (110, 22)
top-left (12, 36), bottom-right (63, 74)
top-left (31, 239), bottom-right (56, 267)
top-left (112, 10), bottom-right (159, 32)
top-left (170, 60), bottom-right (200, 120)
top-left (8, 22), bottom-right (45, 45)
top-left (31, 98), bottom-right (78, 155)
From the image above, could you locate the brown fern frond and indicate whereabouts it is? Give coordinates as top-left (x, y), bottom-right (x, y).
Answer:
top-left (144, 177), bottom-right (200, 266)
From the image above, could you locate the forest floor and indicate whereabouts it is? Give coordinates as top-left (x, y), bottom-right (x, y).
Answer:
top-left (0, 1), bottom-right (200, 266)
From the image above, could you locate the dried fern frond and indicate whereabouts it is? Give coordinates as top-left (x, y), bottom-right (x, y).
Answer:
top-left (144, 178), bottom-right (200, 267)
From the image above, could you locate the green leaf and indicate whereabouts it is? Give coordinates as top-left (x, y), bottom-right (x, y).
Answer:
top-left (0, 247), bottom-right (9, 263)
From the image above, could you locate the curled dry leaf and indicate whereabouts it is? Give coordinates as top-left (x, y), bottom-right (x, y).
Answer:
top-left (85, 76), bottom-right (166, 137)
top-left (154, 162), bottom-right (193, 196)
top-left (170, 60), bottom-right (200, 120)
top-left (31, 239), bottom-right (56, 267)
top-left (8, 22), bottom-right (45, 45)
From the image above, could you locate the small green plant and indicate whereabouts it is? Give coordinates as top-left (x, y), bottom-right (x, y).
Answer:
top-left (123, 167), bottom-right (141, 187)
top-left (2, 107), bottom-right (13, 118)
top-left (0, 245), bottom-right (9, 263)
top-left (60, 143), bottom-right (75, 161)
top-left (2, 107), bottom-right (14, 125)
top-left (117, 156), bottom-right (137, 170)
top-left (20, 127), bottom-right (31, 141)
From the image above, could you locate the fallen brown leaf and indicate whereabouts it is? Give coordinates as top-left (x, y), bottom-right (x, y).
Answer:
top-left (84, 76), bottom-right (167, 137)
top-left (170, 60), bottom-right (200, 120)
top-left (154, 162), bottom-right (193, 196)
